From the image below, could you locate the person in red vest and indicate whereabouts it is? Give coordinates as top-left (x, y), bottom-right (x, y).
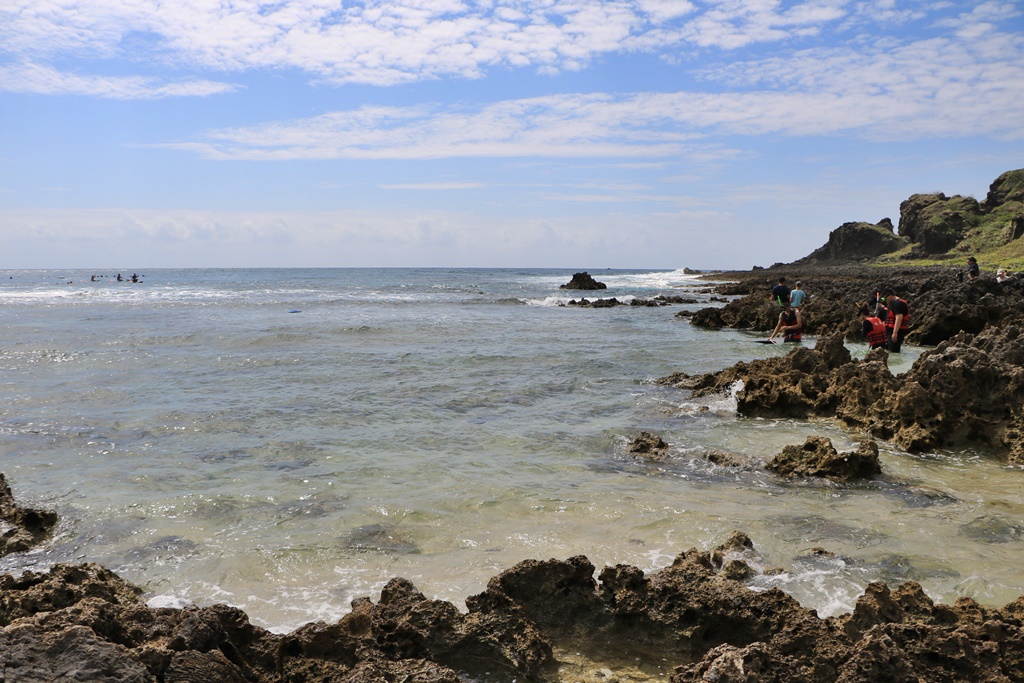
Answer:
top-left (880, 287), bottom-right (910, 352)
top-left (858, 305), bottom-right (888, 349)
top-left (768, 301), bottom-right (802, 342)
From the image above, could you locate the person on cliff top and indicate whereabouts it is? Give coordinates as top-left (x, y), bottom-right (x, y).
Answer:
top-left (768, 302), bottom-right (802, 343)
top-left (881, 287), bottom-right (910, 352)
top-left (966, 256), bottom-right (980, 282)
top-left (789, 280), bottom-right (807, 308)
top-left (770, 276), bottom-right (790, 308)
top-left (858, 305), bottom-right (888, 350)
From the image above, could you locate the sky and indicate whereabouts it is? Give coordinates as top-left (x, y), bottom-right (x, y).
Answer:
top-left (1, 1), bottom-right (1022, 270)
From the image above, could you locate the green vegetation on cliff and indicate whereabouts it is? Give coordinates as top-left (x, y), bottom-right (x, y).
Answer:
top-left (801, 169), bottom-right (1024, 271)
top-left (885, 169), bottom-right (1024, 269)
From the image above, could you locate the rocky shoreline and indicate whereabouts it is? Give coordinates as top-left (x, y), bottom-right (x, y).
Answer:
top-left (7, 231), bottom-right (1024, 682)
top-left (4, 526), bottom-right (1024, 682)
top-left (4, 264), bottom-right (1024, 681)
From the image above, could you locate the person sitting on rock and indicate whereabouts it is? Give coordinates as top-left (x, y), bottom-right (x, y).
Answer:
top-left (770, 276), bottom-right (790, 308)
top-left (881, 287), bottom-right (910, 352)
top-left (966, 256), bottom-right (980, 282)
top-left (997, 268), bottom-right (1011, 283)
top-left (768, 302), bottom-right (802, 343)
top-left (858, 305), bottom-right (888, 350)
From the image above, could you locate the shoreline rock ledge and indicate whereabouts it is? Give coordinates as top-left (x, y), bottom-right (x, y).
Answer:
top-left (3, 531), bottom-right (1024, 682)
top-left (0, 473), bottom-right (58, 558)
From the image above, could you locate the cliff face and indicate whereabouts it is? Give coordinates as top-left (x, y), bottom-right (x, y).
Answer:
top-left (897, 193), bottom-right (980, 255)
top-left (794, 218), bottom-right (905, 264)
top-left (795, 169), bottom-right (1024, 266)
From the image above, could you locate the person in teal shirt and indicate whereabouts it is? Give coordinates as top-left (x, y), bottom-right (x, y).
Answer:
top-left (789, 281), bottom-right (807, 308)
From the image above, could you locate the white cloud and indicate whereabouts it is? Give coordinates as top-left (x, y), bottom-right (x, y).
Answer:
top-left (163, 44), bottom-right (1024, 162)
top-left (0, 0), bottom-right (919, 90)
top-left (0, 61), bottom-right (237, 98)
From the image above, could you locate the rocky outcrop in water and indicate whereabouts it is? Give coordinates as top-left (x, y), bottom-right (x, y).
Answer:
top-left (0, 474), bottom-right (57, 558)
top-left (660, 327), bottom-right (1024, 463)
top-left (559, 272), bottom-right (607, 290)
top-left (767, 436), bottom-right (882, 482)
top-left (4, 534), bottom-right (1024, 683)
top-left (627, 431), bottom-right (669, 460)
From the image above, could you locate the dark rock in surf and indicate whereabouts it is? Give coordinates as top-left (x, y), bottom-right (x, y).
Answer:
top-left (0, 474), bottom-right (57, 557)
top-left (559, 272), bottom-right (607, 290)
top-left (627, 431), bottom-right (669, 460)
top-left (565, 297), bottom-right (621, 307)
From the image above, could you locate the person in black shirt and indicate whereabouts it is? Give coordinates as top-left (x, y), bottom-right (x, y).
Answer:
top-left (770, 277), bottom-right (790, 308)
top-left (966, 256), bottom-right (980, 281)
top-left (881, 288), bottom-right (910, 352)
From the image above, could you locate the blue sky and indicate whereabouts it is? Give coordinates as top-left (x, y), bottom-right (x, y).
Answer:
top-left (1, 0), bottom-right (1022, 269)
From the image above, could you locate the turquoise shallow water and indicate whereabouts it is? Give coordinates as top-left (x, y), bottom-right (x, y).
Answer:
top-left (1, 268), bottom-right (1021, 633)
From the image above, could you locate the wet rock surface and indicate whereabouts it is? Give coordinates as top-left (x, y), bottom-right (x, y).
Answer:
top-left (661, 326), bottom-right (1024, 462)
top-left (767, 436), bottom-right (882, 482)
top-left (0, 474), bottom-right (58, 558)
top-left (4, 534), bottom-right (1024, 682)
top-left (627, 431), bottom-right (670, 460)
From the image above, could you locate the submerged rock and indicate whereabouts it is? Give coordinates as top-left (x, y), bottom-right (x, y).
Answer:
top-left (340, 523), bottom-right (421, 555)
top-left (627, 431), bottom-right (669, 460)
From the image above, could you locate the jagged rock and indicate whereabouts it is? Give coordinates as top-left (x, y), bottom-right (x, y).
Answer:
top-left (559, 272), bottom-right (607, 290)
top-left (4, 535), bottom-right (1024, 683)
top-left (703, 449), bottom-right (758, 468)
top-left (0, 474), bottom-right (58, 557)
top-left (654, 295), bottom-right (699, 304)
top-left (661, 324), bottom-right (1024, 462)
top-left (898, 193), bottom-right (980, 254)
top-left (627, 431), bottom-right (669, 460)
top-left (564, 297), bottom-right (621, 307)
top-left (0, 563), bottom-right (553, 683)
top-left (796, 219), bottom-right (906, 264)
top-left (980, 168), bottom-right (1024, 213)
top-left (766, 436), bottom-right (882, 482)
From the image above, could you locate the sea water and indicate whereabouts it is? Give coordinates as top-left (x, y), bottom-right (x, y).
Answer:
top-left (1, 268), bottom-right (1021, 637)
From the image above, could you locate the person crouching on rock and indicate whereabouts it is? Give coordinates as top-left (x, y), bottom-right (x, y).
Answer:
top-left (769, 302), bottom-right (802, 343)
top-left (880, 287), bottom-right (910, 352)
top-left (858, 305), bottom-right (888, 350)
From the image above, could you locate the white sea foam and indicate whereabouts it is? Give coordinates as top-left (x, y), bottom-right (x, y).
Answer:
top-left (146, 594), bottom-right (194, 610)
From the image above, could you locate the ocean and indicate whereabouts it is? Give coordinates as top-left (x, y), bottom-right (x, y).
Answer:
top-left (2, 268), bottom-right (1022, 638)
